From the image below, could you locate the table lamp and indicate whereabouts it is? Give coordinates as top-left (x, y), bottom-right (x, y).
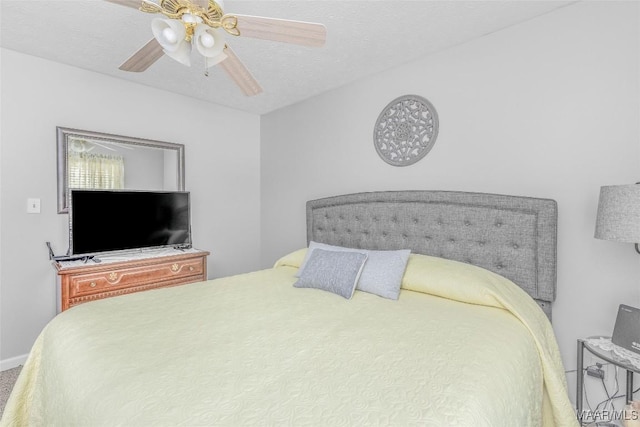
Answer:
top-left (595, 184), bottom-right (640, 254)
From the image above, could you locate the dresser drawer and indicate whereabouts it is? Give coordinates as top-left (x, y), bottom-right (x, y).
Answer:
top-left (69, 257), bottom-right (204, 297)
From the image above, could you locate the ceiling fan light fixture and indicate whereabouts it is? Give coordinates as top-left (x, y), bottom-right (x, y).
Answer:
top-left (151, 18), bottom-right (187, 52)
top-left (115, 0), bottom-right (325, 95)
top-left (194, 24), bottom-right (226, 67)
top-left (200, 32), bottom-right (215, 48)
top-left (164, 39), bottom-right (192, 66)
top-left (161, 27), bottom-right (178, 44)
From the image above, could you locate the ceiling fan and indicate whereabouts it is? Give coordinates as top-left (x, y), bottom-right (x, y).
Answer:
top-left (106, 0), bottom-right (327, 96)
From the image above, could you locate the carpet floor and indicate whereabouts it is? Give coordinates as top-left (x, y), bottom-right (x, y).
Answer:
top-left (0, 367), bottom-right (22, 418)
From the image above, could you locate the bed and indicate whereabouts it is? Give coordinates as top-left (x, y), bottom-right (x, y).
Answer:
top-left (1, 191), bottom-right (577, 427)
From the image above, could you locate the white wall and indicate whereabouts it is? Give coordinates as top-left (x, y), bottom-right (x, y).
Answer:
top-left (0, 49), bottom-right (262, 364)
top-left (261, 0), bottom-right (640, 402)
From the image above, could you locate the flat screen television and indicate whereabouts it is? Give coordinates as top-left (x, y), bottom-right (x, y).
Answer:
top-left (69, 189), bottom-right (191, 256)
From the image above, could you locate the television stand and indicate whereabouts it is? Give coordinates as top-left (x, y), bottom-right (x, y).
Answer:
top-left (53, 248), bottom-right (209, 312)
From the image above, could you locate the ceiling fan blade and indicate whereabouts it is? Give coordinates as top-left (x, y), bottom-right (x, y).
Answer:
top-left (233, 15), bottom-right (327, 47)
top-left (119, 38), bottom-right (165, 72)
top-left (104, 0), bottom-right (143, 9)
top-left (218, 46), bottom-right (263, 96)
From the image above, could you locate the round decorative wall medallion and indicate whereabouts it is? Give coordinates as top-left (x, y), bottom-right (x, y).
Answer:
top-left (373, 95), bottom-right (439, 167)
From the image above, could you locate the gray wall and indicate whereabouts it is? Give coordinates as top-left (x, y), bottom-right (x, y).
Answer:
top-left (0, 48), bottom-right (262, 365)
top-left (260, 1), bottom-right (640, 404)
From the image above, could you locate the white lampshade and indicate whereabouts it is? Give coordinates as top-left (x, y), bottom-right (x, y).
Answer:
top-left (151, 18), bottom-right (192, 67)
top-left (151, 18), bottom-right (186, 53)
top-left (194, 24), bottom-right (226, 68)
top-left (165, 40), bottom-right (192, 66)
top-left (204, 53), bottom-right (228, 68)
top-left (595, 184), bottom-right (640, 243)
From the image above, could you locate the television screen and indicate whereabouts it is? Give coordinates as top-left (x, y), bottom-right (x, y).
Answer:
top-left (69, 190), bottom-right (191, 256)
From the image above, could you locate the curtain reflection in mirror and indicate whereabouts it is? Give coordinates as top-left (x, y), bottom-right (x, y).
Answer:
top-left (68, 152), bottom-right (125, 190)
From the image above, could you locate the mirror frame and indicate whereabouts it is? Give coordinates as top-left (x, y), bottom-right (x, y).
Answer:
top-left (57, 127), bottom-right (185, 214)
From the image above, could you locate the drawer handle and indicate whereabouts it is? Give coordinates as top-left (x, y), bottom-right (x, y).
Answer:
top-left (90, 282), bottom-right (97, 288)
top-left (189, 266), bottom-right (194, 272)
top-left (171, 263), bottom-right (179, 272)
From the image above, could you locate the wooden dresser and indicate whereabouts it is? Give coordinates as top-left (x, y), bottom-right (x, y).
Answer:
top-left (54, 249), bottom-right (209, 312)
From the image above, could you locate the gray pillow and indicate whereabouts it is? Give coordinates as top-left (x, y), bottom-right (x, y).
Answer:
top-left (293, 249), bottom-right (368, 299)
top-left (297, 242), bottom-right (410, 300)
top-left (357, 249), bottom-right (411, 300)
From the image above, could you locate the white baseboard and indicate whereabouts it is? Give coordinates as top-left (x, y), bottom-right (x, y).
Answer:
top-left (1, 354), bottom-right (27, 371)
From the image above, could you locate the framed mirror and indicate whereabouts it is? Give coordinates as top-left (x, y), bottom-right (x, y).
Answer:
top-left (57, 127), bottom-right (185, 214)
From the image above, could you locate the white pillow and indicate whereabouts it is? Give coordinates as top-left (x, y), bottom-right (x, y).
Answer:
top-left (297, 242), bottom-right (411, 300)
top-left (293, 249), bottom-right (368, 299)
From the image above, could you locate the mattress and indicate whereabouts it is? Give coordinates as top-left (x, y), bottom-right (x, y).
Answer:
top-left (1, 252), bottom-right (577, 426)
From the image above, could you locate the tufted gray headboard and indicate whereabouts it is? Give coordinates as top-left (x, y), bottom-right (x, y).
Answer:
top-left (306, 191), bottom-right (557, 320)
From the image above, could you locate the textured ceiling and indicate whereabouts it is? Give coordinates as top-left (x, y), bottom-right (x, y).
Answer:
top-left (1, 0), bottom-right (574, 114)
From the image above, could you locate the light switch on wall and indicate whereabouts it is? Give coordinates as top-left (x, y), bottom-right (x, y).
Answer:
top-left (27, 198), bottom-right (41, 214)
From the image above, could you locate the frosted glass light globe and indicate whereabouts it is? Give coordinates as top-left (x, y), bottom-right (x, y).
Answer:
top-left (200, 32), bottom-right (215, 48)
top-left (162, 27), bottom-right (177, 44)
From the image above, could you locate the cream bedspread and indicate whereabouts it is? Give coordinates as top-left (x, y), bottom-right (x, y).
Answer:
top-left (2, 252), bottom-right (577, 427)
